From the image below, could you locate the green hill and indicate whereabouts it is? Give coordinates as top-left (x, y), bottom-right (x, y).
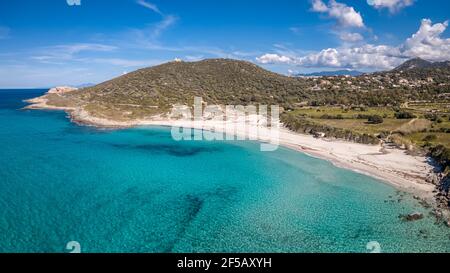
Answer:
top-left (46, 58), bottom-right (449, 121)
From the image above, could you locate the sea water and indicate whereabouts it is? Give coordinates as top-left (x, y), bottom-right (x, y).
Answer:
top-left (0, 89), bottom-right (449, 253)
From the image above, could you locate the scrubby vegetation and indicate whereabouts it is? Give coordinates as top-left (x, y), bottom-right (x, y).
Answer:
top-left (281, 103), bottom-right (450, 170)
top-left (281, 113), bottom-right (381, 145)
top-left (368, 115), bottom-right (384, 124)
top-left (395, 111), bottom-right (416, 119)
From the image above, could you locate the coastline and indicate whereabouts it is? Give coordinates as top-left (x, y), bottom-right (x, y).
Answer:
top-left (25, 96), bottom-right (437, 199)
top-left (26, 92), bottom-right (450, 224)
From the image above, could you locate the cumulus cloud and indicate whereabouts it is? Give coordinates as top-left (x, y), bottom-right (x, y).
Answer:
top-left (311, 0), bottom-right (328, 12)
top-left (340, 32), bottom-right (364, 42)
top-left (256, 19), bottom-right (450, 70)
top-left (257, 46), bottom-right (400, 69)
top-left (401, 19), bottom-right (450, 62)
top-left (367, 0), bottom-right (414, 13)
top-left (256, 54), bottom-right (292, 64)
top-left (295, 45), bottom-right (402, 69)
top-left (312, 0), bottom-right (365, 28)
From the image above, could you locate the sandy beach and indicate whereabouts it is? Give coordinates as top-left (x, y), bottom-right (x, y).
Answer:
top-left (25, 95), bottom-right (437, 202)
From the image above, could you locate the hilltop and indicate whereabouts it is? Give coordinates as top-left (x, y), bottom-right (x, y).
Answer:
top-left (393, 58), bottom-right (450, 71)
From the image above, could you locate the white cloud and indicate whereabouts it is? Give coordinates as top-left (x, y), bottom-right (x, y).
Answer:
top-left (312, 0), bottom-right (365, 28)
top-left (256, 19), bottom-right (450, 70)
top-left (296, 45), bottom-right (402, 69)
top-left (401, 19), bottom-right (450, 62)
top-left (340, 32), bottom-right (364, 42)
top-left (367, 0), bottom-right (414, 13)
top-left (137, 0), bottom-right (163, 15)
top-left (311, 0), bottom-right (328, 12)
top-left (256, 54), bottom-right (293, 64)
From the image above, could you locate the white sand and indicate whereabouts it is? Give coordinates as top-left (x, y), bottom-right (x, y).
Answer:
top-left (25, 98), bottom-right (436, 200)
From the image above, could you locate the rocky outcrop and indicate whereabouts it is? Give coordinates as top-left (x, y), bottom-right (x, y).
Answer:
top-left (47, 86), bottom-right (78, 94)
top-left (437, 175), bottom-right (450, 207)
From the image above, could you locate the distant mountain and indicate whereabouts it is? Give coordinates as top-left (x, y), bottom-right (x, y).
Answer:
top-left (393, 58), bottom-right (450, 71)
top-left (296, 70), bottom-right (364, 77)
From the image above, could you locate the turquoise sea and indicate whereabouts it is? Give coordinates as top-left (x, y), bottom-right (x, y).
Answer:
top-left (0, 89), bottom-right (449, 253)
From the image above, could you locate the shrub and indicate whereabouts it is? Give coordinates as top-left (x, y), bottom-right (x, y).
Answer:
top-left (368, 115), bottom-right (384, 124)
top-left (356, 114), bottom-right (371, 119)
top-left (424, 113), bottom-right (438, 121)
top-left (394, 111), bottom-right (416, 119)
top-left (423, 134), bottom-right (437, 142)
top-left (320, 114), bottom-right (344, 119)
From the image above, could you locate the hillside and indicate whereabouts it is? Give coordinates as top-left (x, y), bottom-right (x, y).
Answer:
top-left (74, 59), bottom-right (310, 112)
top-left (37, 58), bottom-right (449, 122)
top-left (394, 58), bottom-right (450, 71)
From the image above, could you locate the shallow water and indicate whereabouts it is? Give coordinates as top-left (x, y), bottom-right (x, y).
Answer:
top-left (0, 89), bottom-right (449, 253)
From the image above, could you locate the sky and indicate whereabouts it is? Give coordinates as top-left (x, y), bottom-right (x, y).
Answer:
top-left (0, 0), bottom-right (449, 88)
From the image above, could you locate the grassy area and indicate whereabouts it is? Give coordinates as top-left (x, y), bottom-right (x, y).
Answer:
top-left (409, 132), bottom-right (450, 148)
top-left (283, 105), bottom-right (450, 149)
top-left (407, 102), bottom-right (450, 114)
top-left (289, 106), bottom-right (395, 119)
top-left (313, 118), bottom-right (409, 135)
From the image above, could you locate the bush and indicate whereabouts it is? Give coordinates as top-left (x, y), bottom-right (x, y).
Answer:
top-left (368, 115), bottom-right (384, 124)
top-left (394, 111), bottom-right (416, 119)
top-left (356, 114), bottom-right (371, 119)
top-left (423, 134), bottom-right (437, 142)
top-left (320, 114), bottom-right (344, 119)
top-left (424, 113), bottom-right (439, 121)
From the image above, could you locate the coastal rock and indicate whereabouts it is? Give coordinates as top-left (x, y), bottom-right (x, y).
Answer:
top-left (47, 86), bottom-right (78, 94)
top-left (401, 212), bottom-right (424, 221)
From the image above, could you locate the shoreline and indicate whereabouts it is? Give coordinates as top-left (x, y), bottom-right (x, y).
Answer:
top-left (25, 92), bottom-right (450, 225)
top-left (25, 98), bottom-right (437, 198)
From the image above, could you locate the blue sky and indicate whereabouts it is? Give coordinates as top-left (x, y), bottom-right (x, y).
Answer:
top-left (0, 0), bottom-right (449, 88)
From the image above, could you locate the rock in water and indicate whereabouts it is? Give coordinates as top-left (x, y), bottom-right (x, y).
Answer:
top-left (406, 213), bottom-right (424, 221)
top-left (400, 212), bottom-right (424, 221)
